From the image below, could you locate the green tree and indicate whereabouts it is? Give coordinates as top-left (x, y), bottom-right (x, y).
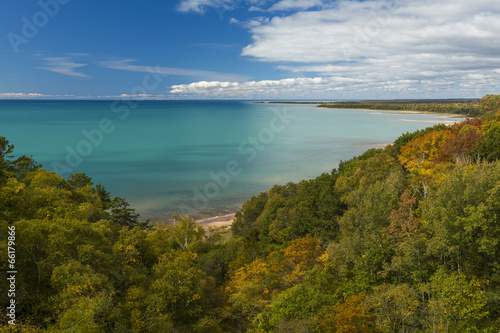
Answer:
top-left (110, 197), bottom-right (145, 228)
top-left (422, 269), bottom-right (489, 332)
top-left (67, 172), bottom-right (93, 188)
top-left (480, 120), bottom-right (500, 161)
top-left (95, 183), bottom-right (112, 210)
top-left (169, 214), bottom-right (206, 251)
top-left (423, 162), bottom-right (500, 278)
top-left (232, 191), bottom-right (268, 239)
top-left (329, 169), bottom-right (404, 293)
top-left (366, 284), bottom-right (419, 333)
top-left (148, 250), bottom-right (216, 330)
top-left (0, 137), bottom-right (40, 183)
top-left (257, 266), bottom-right (339, 331)
top-left (9, 217), bottom-right (117, 326)
top-left (50, 259), bottom-right (112, 332)
top-left (382, 190), bottom-right (430, 284)
top-left (17, 169), bottom-right (73, 220)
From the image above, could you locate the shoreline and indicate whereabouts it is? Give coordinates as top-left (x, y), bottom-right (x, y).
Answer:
top-left (142, 105), bottom-right (466, 224)
top-left (316, 106), bottom-right (468, 118)
top-left (196, 213), bottom-right (236, 228)
top-left (260, 101), bottom-right (470, 118)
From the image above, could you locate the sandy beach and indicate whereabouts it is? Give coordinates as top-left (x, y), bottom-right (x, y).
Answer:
top-left (197, 213), bottom-right (235, 228)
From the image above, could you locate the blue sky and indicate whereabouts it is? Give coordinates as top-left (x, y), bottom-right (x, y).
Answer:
top-left (1, 0), bottom-right (499, 100)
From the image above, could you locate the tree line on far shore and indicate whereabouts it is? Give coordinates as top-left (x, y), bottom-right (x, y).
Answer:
top-left (317, 94), bottom-right (500, 118)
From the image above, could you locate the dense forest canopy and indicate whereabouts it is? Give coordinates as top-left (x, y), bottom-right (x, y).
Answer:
top-left (1, 95), bottom-right (500, 332)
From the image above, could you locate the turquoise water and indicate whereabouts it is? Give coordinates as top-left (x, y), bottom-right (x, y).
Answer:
top-left (0, 100), bottom-right (464, 220)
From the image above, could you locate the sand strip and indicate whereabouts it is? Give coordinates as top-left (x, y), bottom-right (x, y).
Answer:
top-left (197, 213), bottom-right (235, 228)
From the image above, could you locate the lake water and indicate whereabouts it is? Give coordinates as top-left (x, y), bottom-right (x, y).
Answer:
top-left (0, 100), bottom-right (465, 221)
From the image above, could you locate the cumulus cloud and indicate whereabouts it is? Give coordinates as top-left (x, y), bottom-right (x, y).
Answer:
top-left (170, 77), bottom-right (357, 99)
top-left (242, 0), bottom-right (500, 63)
top-left (170, 68), bottom-right (500, 100)
top-left (36, 57), bottom-right (89, 78)
top-left (173, 77), bottom-right (327, 91)
top-left (172, 0), bottom-right (500, 99)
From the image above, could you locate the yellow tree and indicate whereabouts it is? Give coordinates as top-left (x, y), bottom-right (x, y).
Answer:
top-left (279, 234), bottom-right (323, 287)
top-left (226, 235), bottom-right (323, 328)
top-left (311, 293), bottom-right (375, 333)
top-left (398, 129), bottom-right (451, 198)
top-left (225, 257), bottom-right (272, 326)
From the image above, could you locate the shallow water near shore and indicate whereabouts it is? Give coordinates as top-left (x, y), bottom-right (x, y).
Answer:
top-left (0, 100), bottom-right (465, 221)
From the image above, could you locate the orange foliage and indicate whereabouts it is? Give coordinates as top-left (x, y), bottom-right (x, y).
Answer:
top-left (399, 119), bottom-right (485, 170)
top-left (381, 190), bottom-right (427, 280)
top-left (383, 189), bottom-right (420, 245)
top-left (398, 129), bottom-right (451, 174)
top-left (398, 129), bottom-right (452, 197)
top-left (225, 235), bottom-right (324, 321)
top-left (226, 258), bottom-right (270, 297)
top-left (437, 119), bottom-right (483, 164)
top-left (311, 294), bottom-right (375, 333)
top-left (280, 234), bottom-right (323, 286)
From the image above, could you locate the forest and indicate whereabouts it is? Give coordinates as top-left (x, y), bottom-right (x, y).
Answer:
top-left (317, 96), bottom-right (500, 119)
top-left (1, 94), bottom-right (500, 332)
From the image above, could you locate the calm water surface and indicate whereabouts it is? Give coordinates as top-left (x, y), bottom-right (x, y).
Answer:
top-left (0, 100), bottom-right (465, 220)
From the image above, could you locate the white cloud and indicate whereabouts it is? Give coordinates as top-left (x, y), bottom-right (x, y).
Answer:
top-left (176, 0), bottom-right (500, 99)
top-left (241, 0), bottom-right (500, 63)
top-left (98, 59), bottom-right (249, 82)
top-left (176, 0), bottom-right (236, 13)
top-left (248, 5), bottom-right (265, 12)
top-left (177, 0), bottom-right (323, 13)
top-left (90, 94), bottom-right (167, 100)
top-left (0, 92), bottom-right (171, 100)
top-left (172, 0), bottom-right (500, 99)
top-left (37, 57), bottom-right (89, 78)
top-left (231, 16), bottom-right (270, 28)
top-left (0, 93), bottom-right (82, 99)
top-left (170, 77), bottom-right (351, 99)
top-left (267, 0), bottom-right (324, 12)
top-left (169, 66), bottom-right (500, 99)
top-left (0, 93), bottom-right (46, 98)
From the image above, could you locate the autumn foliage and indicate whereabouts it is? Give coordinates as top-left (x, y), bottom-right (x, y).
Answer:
top-left (311, 294), bottom-right (375, 333)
